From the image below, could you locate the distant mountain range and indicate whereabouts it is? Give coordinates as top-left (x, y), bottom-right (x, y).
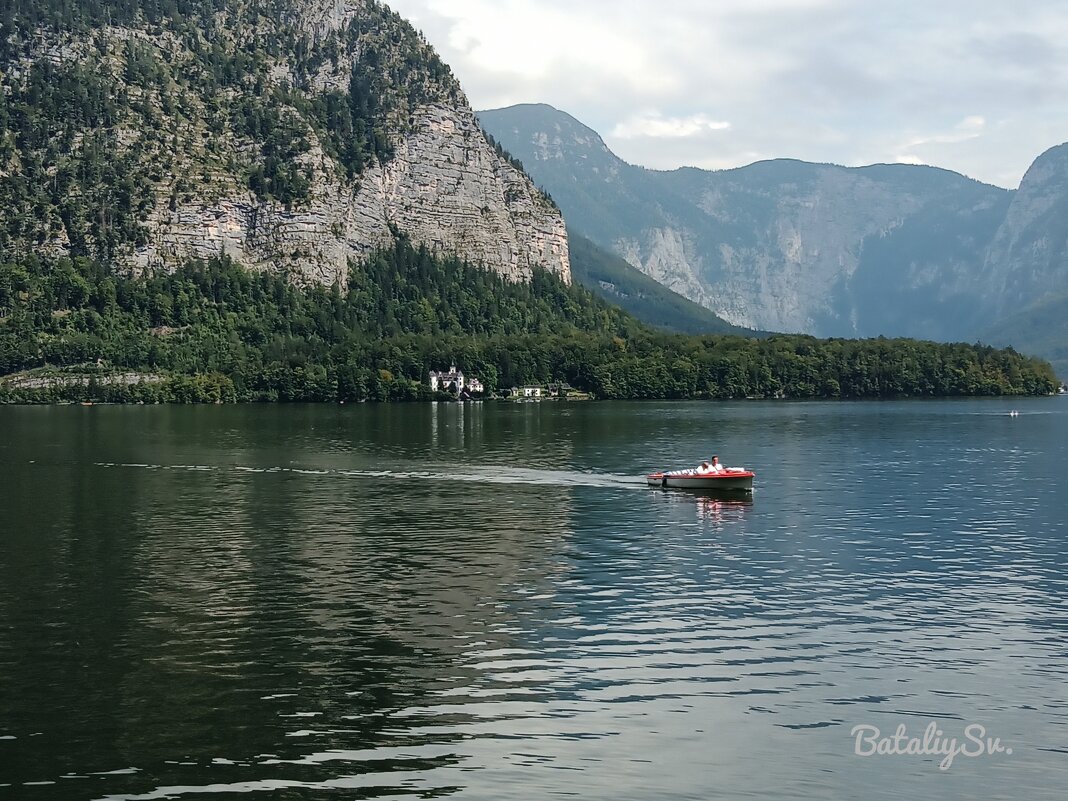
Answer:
top-left (479, 104), bottom-right (1068, 375)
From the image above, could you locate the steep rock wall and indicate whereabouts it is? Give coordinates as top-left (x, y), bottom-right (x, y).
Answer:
top-left (133, 103), bottom-right (570, 285)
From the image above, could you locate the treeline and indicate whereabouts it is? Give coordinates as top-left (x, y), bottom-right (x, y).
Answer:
top-left (0, 243), bottom-right (1058, 403)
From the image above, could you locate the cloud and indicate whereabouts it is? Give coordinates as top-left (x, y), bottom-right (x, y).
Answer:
top-left (611, 112), bottom-right (731, 140)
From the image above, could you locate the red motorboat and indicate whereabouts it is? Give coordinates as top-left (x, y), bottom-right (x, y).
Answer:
top-left (646, 467), bottom-right (755, 493)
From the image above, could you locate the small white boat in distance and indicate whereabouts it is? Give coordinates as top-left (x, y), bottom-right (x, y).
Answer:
top-left (647, 467), bottom-right (755, 493)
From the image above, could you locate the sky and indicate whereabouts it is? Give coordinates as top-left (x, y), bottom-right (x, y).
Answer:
top-left (384, 0), bottom-right (1068, 189)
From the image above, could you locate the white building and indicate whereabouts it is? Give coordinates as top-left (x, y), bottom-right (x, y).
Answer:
top-left (429, 366), bottom-right (484, 396)
top-left (429, 366), bottom-right (465, 394)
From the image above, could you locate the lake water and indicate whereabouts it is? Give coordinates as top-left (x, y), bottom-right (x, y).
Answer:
top-left (1, 399), bottom-right (1066, 800)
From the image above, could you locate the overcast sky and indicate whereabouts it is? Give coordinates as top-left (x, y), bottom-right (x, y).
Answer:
top-left (385, 0), bottom-right (1068, 189)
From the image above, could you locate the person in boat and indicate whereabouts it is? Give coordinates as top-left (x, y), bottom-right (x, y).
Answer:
top-left (710, 456), bottom-right (725, 473)
top-left (696, 460), bottom-right (713, 475)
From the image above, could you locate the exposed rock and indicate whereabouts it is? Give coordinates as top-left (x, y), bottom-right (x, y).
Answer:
top-left (3, 371), bottom-right (165, 390)
top-left (131, 103), bottom-right (568, 285)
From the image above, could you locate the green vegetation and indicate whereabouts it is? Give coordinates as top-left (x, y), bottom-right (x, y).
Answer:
top-left (0, 244), bottom-right (1058, 403)
top-left (568, 231), bottom-right (752, 336)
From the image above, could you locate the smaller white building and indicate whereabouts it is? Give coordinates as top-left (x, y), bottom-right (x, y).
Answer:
top-left (520, 385), bottom-right (543, 398)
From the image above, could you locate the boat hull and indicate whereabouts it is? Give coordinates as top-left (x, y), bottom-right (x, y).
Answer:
top-left (647, 471), bottom-right (755, 493)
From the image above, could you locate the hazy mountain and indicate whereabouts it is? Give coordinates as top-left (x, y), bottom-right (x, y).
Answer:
top-left (0, 1), bottom-right (569, 284)
top-left (478, 104), bottom-right (1033, 343)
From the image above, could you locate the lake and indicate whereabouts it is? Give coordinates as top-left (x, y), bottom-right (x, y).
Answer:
top-left (1, 399), bottom-right (1066, 800)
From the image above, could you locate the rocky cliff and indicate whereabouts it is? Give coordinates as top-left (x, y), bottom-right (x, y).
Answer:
top-left (132, 101), bottom-right (569, 285)
top-left (0, 1), bottom-right (570, 285)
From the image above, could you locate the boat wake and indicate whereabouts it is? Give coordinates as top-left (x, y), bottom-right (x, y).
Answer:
top-left (91, 461), bottom-right (646, 490)
top-left (338, 466), bottom-right (646, 489)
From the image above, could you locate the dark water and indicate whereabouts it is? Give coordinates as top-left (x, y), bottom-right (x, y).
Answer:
top-left (1, 399), bottom-right (1066, 800)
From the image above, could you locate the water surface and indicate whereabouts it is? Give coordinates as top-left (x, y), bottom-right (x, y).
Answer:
top-left (1, 399), bottom-right (1066, 799)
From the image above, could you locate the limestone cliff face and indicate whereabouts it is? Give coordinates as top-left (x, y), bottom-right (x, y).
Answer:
top-left (133, 102), bottom-right (569, 285)
top-left (0, 1), bottom-right (570, 285)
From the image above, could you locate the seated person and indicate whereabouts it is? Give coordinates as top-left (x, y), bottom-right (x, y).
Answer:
top-left (696, 460), bottom-right (713, 474)
top-left (710, 456), bottom-right (725, 473)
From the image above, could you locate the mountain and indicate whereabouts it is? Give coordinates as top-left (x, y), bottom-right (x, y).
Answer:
top-left (0, 1), bottom-right (569, 284)
top-left (981, 144), bottom-right (1068, 317)
top-left (567, 232), bottom-right (751, 335)
top-left (478, 104), bottom-right (1024, 341)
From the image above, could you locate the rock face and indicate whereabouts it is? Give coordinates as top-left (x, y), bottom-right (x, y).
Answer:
top-left (479, 104), bottom-right (1021, 339)
top-left (134, 103), bottom-right (569, 285)
top-left (0, 1), bottom-right (570, 286)
top-left (980, 143), bottom-right (1068, 315)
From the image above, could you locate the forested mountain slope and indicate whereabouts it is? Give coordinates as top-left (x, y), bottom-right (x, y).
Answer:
top-left (0, 0), bottom-right (570, 283)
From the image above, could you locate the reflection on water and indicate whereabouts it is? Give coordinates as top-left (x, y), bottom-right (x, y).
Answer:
top-left (693, 495), bottom-right (753, 526)
top-left (1, 399), bottom-right (1067, 800)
